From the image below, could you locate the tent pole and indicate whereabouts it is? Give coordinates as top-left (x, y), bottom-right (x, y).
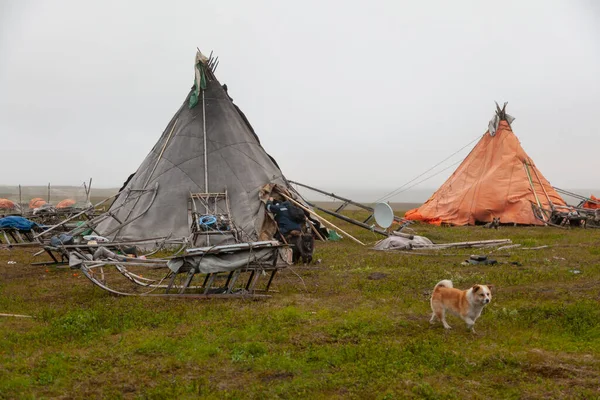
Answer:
top-left (306, 201), bottom-right (389, 237)
top-left (202, 89), bottom-right (208, 194)
top-left (524, 162), bottom-right (545, 221)
top-left (144, 120), bottom-right (178, 188)
top-left (289, 180), bottom-right (373, 212)
top-left (110, 119), bottom-right (177, 239)
top-left (277, 192), bottom-right (365, 246)
top-left (288, 180), bottom-right (406, 223)
top-left (530, 159), bottom-right (554, 210)
top-left (553, 187), bottom-right (600, 205)
top-left (86, 178), bottom-right (93, 205)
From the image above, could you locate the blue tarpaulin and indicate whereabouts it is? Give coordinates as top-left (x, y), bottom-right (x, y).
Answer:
top-left (0, 216), bottom-right (39, 231)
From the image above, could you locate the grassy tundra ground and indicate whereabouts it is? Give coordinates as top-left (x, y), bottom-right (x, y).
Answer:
top-left (1, 210), bottom-right (599, 399)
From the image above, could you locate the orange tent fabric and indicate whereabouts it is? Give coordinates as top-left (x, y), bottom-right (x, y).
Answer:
top-left (29, 198), bottom-right (47, 209)
top-left (405, 120), bottom-right (566, 226)
top-left (582, 195), bottom-right (599, 209)
top-left (0, 198), bottom-right (17, 209)
top-left (56, 199), bottom-right (76, 208)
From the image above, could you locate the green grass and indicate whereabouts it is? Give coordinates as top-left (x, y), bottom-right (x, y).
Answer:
top-left (1, 211), bottom-right (599, 399)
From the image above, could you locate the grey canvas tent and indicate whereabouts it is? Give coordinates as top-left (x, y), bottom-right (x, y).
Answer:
top-left (96, 51), bottom-right (292, 247)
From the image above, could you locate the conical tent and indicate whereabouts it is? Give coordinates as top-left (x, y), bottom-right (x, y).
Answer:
top-left (405, 103), bottom-right (566, 226)
top-left (96, 51), bottom-right (289, 244)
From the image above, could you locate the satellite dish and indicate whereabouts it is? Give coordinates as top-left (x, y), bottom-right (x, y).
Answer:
top-left (374, 202), bottom-right (394, 228)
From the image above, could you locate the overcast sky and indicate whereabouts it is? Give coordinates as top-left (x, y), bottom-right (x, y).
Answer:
top-left (1, 0), bottom-right (599, 202)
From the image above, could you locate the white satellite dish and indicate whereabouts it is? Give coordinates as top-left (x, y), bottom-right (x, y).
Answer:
top-left (374, 202), bottom-right (394, 228)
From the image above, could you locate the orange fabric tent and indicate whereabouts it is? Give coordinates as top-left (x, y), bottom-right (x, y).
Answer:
top-left (581, 195), bottom-right (600, 209)
top-left (0, 198), bottom-right (17, 209)
top-left (56, 199), bottom-right (76, 208)
top-left (405, 106), bottom-right (566, 226)
top-left (29, 198), bottom-right (47, 209)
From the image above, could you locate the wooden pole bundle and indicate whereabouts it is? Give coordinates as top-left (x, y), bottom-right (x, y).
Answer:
top-left (530, 161), bottom-right (553, 210)
top-left (308, 202), bottom-right (389, 237)
top-left (288, 180), bottom-right (405, 223)
top-left (276, 192), bottom-right (365, 246)
top-left (412, 239), bottom-right (512, 250)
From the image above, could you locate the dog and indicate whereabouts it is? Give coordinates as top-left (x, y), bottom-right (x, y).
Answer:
top-left (287, 231), bottom-right (314, 264)
top-left (430, 280), bottom-right (493, 333)
top-left (483, 217), bottom-right (500, 229)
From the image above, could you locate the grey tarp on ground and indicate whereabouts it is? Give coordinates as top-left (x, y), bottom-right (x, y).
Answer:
top-left (372, 235), bottom-right (434, 250)
top-left (96, 63), bottom-right (287, 247)
top-left (166, 247), bottom-right (279, 274)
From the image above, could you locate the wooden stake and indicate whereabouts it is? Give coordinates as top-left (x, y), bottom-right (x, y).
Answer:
top-left (0, 313), bottom-right (33, 318)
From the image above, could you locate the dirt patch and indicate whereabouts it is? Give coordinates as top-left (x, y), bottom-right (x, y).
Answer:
top-left (367, 272), bottom-right (388, 280)
top-left (525, 364), bottom-right (573, 379)
top-left (260, 371), bottom-right (294, 383)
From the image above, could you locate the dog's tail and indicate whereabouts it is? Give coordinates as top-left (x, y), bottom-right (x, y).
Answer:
top-left (434, 280), bottom-right (453, 290)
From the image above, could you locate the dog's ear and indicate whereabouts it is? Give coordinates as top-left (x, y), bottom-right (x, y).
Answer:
top-left (486, 284), bottom-right (495, 293)
top-left (472, 285), bottom-right (480, 293)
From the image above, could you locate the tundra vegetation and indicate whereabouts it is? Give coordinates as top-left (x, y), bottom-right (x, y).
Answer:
top-left (1, 210), bottom-right (599, 399)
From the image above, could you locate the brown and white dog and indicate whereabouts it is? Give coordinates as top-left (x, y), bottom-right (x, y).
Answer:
top-left (430, 280), bottom-right (493, 333)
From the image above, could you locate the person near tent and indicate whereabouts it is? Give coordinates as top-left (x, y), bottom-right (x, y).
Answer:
top-left (266, 197), bottom-right (303, 239)
top-left (266, 196), bottom-right (314, 264)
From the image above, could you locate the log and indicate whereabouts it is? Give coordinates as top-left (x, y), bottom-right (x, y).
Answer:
top-left (412, 239), bottom-right (512, 250)
top-left (495, 244), bottom-right (522, 251)
top-left (518, 245), bottom-right (549, 250)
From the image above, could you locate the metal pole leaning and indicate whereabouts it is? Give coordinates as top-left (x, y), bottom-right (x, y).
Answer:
top-left (277, 192), bottom-right (365, 246)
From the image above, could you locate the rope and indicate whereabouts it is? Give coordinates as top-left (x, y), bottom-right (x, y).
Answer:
top-left (198, 215), bottom-right (217, 227)
top-left (376, 135), bottom-right (481, 203)
top-left (197, 214), bottom-right (231, 237)
top-left (382, 160), bottom-right (462, 200)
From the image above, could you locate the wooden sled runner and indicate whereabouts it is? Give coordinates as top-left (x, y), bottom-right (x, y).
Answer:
top-left (72, 241), bottom-right (290, 298)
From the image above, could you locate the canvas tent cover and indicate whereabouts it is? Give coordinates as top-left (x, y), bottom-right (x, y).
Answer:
top-left (405, 108), bottom-right (566, 226)
top-left (96, 51), bottom-right (288, 244)
top-left (582, 195), bottom-right (600, 209)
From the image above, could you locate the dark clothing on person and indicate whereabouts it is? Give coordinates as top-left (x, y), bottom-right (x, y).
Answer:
top-left (266, 200), bottom-right (302, 235)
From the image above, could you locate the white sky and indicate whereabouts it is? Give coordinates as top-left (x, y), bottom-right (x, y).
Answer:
top-left (1, 0), bottom-right (599, 201)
